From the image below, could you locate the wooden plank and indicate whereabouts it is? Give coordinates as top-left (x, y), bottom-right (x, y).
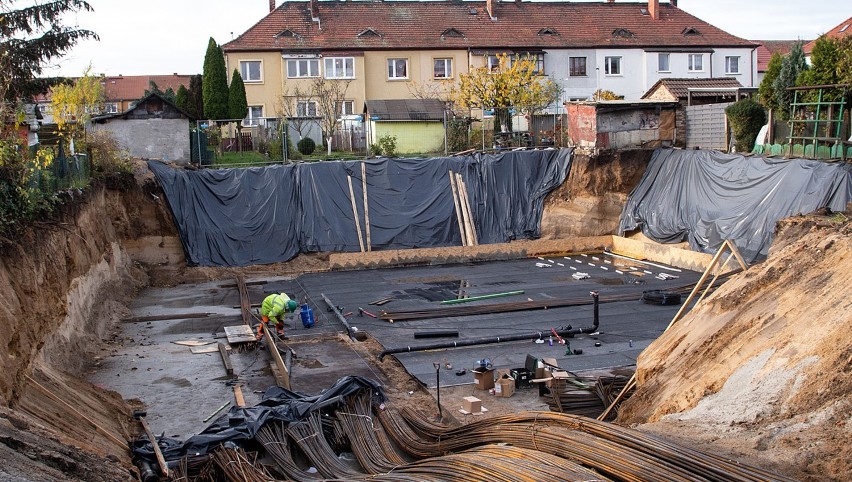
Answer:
top-left (361, 162), bottom-right (372, 252)
top-left (138, 416), bottom-right (170, 478)
top-left (233, 385), bottom-right (246, 407)
top-left (347, 175), bottom-right (365, 252)
top-left (128, 312), bottom-right (212, 323)
top-left (263, 324), bottom-right (290, 390)
top-left (448, 170), bottom-right (466, 246)
top-left (224, 325), bottom-right (256, 344)
top-left (172, 340), bottom-right (216, 347)
top-left (190, 345), bottom-right (220, 354)
top-left (455, 173), bottom-right (474, 246)
top-left (218, 343), bottom-right (234, 376)
top-left (457, 175), bottom-right (478, 245)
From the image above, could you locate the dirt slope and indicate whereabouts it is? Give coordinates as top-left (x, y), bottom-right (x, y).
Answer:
top-left (619, 213), bottom-right (852, 481)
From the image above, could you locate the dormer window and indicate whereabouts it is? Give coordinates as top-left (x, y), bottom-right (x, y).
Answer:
top-left (275, 29), bottom-right (301, 39)
top-left (538, 27), bottom-right (558, 36)
top-left (682, 27), bottom-right (701, 36)
top-left (357, 28), bottom-right (382, 38)
top-left (441, 28), bottom-right (465, 39)
top-left (612, 28), bottom-right (635, 38)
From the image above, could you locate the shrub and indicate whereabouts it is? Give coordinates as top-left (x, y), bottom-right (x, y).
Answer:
top-left (297, 137), bottom-right (316, 156)
top-left (726, 98), bottom-right (767, 153)
top-left (373, 134), bottom-right (397, 157)
top-left (0, 136), bottom-right (57, 238)
top-left (82, 131), bottom-right (131, 178)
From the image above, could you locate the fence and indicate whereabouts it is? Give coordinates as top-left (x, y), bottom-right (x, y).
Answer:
top-left (27, 147), bottom-right (90, 193)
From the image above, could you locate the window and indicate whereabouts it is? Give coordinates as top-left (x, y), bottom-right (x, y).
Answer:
top-left (604, 56), bottom-right (621, 75)
top-left (520, 53), bottom-right (545, 75)
top-left (297, 100), bottom-right (318, 117)
top-left (688, 54), bottom-right (703, 72)
top-left (104, 103), bottom-right (119, 114)
top-left (434, 58), bottom-right (453, 79)
top-left (725, 56), bottom-right (740, 74)
top-left (569, 57), bottom-right (587, 77)
top-left (324, 57), bottom-right (354, 79)
top-left (287, 59), bottom-right (319, 78)
top-left (243, 106), bottom-right (263, 126)
top-left (487, 54), bottom-right (503, 71)
top-left (658, 53), bottom-right (670, 72)
top-left (337, 100), bottom-right (354, 117)
top-left (240, 60), bottom-right (262, 82)
top-left (387, 58), bottom-right (408, 79)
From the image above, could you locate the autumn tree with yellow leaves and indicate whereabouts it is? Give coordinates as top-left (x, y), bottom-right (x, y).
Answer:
top-left (452, 54), bottom-right (561, 135)
top-left (50, 65), bottom-right (105, 144)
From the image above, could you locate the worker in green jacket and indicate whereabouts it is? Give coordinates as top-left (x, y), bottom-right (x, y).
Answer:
top-left (257, 293), bottom-right (299, 341)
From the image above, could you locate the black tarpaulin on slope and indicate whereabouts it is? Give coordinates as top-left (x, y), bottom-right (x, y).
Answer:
top-left (148, 149), bottom-right (572, 267)
top-left (619, 148), bottom-right (852, 263)
top-left (130, 376), bottom-right (384, 464)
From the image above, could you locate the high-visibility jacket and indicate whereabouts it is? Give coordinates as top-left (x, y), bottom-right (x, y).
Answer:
top-left (261, 293), bottom-right (292, 325)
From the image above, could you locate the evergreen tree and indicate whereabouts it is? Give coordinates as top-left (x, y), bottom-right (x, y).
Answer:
top-left (773, 43), bottom-right (808, 119)
top-left (175, 85), bottom-right (191, 115)
top-left (757, 53), bottom-right (782, 112)
top-left (189, 74), bottom-right (204, 119)
top-left (228, 69), bottom-right (248, 121)
top-left (797, 37), bottom-right (841, 96)
top-left (0, 0), bottom-right (98, 104)
top-left (202, 37), bottom-right (228, 120)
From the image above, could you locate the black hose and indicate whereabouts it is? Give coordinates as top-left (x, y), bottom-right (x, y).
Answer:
top-left (379, 292), bottom-right (600, 361)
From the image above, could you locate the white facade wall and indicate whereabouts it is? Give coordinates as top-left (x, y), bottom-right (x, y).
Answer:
top-left (547, 47), bottom-right (757, 101)
top-left (90, 118), bottom-right (191, 164)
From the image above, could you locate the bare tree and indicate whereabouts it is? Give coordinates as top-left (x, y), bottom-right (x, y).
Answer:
top-left (407, 80), bottom-right (451, 102)
top-left (311, 77), bottom-right (352, 155)
top-left (275, 84), bottom-right (316, 142)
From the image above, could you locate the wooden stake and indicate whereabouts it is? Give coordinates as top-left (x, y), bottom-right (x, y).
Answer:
top-left (347, 176), bottom-right (365, 253)
top-left (361, 162), bottom-right (371, 252)
top-left (457, 175), bottom-right (478, 245)
top-left (138, 415), bottom-right (170, 478)
top-left (454, 173), bottom-right (473, 246)
top-left (233, 385), bottom-right (246, 407)
top-left (448, 170), bottom-right (466, 246)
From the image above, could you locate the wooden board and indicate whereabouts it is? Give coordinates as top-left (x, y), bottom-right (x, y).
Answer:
top-left (224, 325), bottom-right (256, 344)
top-left (173, 340), bottom-right (217, 347)
top-left (190, 345), bottom-right (220, 354)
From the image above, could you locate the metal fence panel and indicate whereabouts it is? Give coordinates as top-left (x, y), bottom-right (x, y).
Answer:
top-left (685, 103), bottom-right (731, 150)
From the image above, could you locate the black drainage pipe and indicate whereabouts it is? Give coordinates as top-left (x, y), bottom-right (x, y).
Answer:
top-left (379, 291), bottom-right (600, 361)
top-left (414, 330), bottom-right (460, 339)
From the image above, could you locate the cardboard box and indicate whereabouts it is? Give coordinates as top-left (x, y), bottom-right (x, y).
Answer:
top-left (536, 357), bottom-right (559, 379)
top-left (462, 396), bottom-right (481, 414)
top-left (472, 368), bottom-right (495, 390)
top-left (497, 377), bottom-right (515, 398)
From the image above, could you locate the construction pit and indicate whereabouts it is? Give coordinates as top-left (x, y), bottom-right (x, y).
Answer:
top-left (1, 148), bottom-right (850, 482)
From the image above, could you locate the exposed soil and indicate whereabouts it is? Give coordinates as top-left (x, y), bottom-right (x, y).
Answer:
top-left (619, 212), bottom-right (852, 481)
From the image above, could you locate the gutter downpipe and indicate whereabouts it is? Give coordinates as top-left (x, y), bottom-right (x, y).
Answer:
top-left (378, 291), bottom-right (600, 361)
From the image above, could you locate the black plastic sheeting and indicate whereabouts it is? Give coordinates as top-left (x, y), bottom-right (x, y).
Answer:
top-left (130, 376), bottom-right (384, 464)
top-left (148, 149), bottom-right (572, 266)
top-left (619, 149), bottom-right (852, 263)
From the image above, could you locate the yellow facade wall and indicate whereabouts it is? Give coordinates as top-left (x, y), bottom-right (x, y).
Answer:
top-left (371, 121), bottom-right (445, 154)
top-left (224, 51), bottom-right (284, 120)
top-left (364, 50), bottom-right (466, 100)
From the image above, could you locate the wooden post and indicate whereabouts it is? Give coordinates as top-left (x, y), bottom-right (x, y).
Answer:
top-left (218, 342), bottom-right (234, 376)
top-left (448, 170), bottom-right (467, 246)
top-left (347, 175), bottom-right (365, 252)
top-left (454, 173), bottom-right (473, 247)
top-left (457, 175), bottom-right (478, 245)
top-left (263, 324), bottom-right (291, 390)
top-left (138, 416), bottom-right (170, 478)
top-left (361, 162), bottom-right (371, 251)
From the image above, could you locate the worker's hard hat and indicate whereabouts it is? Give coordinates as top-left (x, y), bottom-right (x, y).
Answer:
top-left (286, 299), bottom-right (299, 312)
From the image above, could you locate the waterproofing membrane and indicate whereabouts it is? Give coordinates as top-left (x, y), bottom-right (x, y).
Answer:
top-left (148, 149), bottom-right (572, 266)
top-left (130, 376), bottom-right (384, 464)
top-left (619, 149), bottom-right (852, 263)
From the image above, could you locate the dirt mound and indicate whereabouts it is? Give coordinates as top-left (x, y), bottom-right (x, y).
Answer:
top-left (619, 213), bottom-right (852, 481)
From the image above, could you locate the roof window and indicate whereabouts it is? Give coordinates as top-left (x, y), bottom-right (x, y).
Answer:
top-left (357, 28), bottom-right (382, 38)
top-left (612, 28), bottom-right (635, 38)
top-left (682, 27), bottom-right (701, 36)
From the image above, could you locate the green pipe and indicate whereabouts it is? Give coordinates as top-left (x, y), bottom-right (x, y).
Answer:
top-left (440, 290), bottom-right (525, 305)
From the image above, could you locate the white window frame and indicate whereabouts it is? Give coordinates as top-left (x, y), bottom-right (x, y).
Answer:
top-left (433, 58), bottom-right (453, 79)
top-left (104, 102), bottom-right (119, 114)
top-left (324, 57), bottom-right (355, 79)
top-left (287, 58), bottom-right (320, 78)
top-left (688, 54), bottom-right (704, 72)
top-left (387, 58), bottom-right (409, 80)
top-left (520, 53), bottom-right (545, 75)
top-left (243, 105), bottom-right (263, 127)
top-left (725, 55), bottom-right (740, 74)
top-left (297, 100), bottom-right (318, 117)
top-left (658, 53), bottom-right (670, 73)
top-left (337, 100), bottom-right (354, 117)
top-left (569, 57), bottom-right (587, 77)
top-left (487, 54), bottom-right (505, 71)
top-left (604, 56), bottom-right (622, 76)
top-left (240, 60), bottom-right (263, 82)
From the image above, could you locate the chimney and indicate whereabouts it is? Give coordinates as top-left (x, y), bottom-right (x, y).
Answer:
top-left (269, 0), bottom-right (275, 12)
top-left (310, 0), bottom-right (320, 27)
top-left (486, 0), bottom-right (495, 19)
top-left (670, 0), bottom-right (677, 7)
top-left (649, 0), bottom-right (659, 19)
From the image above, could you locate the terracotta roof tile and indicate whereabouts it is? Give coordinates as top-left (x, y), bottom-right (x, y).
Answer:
top-left (753, 40), bottom-right (805, 72)
top-left (101, 74), bottom-right (194, 102)
top-left (803, 16), bottom-right (852, 54)
top-left (642, 77), bottom-right (743, 99)
top-left (223, 1), bottom-right (755, 52)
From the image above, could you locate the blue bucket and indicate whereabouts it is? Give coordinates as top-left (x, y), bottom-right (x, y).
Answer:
top-left (300, 304), bottom-right (315, 328)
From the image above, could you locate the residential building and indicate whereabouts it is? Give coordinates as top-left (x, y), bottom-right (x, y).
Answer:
top-left (222, 0), bottom-right (756, 138)
top-left (100, 74), bottom-right (194, 113)
top-left (803, 16), bottom-right (852, 61)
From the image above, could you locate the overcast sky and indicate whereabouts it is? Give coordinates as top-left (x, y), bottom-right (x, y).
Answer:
top-left (48, 0), bottom-right (848, 77)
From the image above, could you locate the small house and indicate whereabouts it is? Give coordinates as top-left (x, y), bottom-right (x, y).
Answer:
top-left (364, 99), bottom-right (446, 155)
